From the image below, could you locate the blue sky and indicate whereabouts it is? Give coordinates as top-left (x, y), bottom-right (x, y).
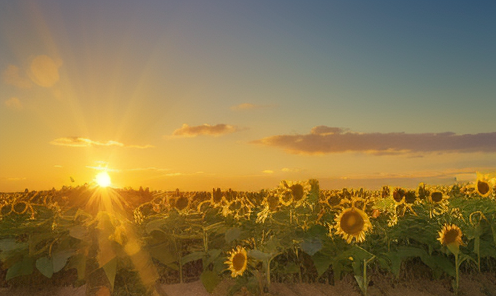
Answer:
top-left (1, 1), bottom-right (495, 191)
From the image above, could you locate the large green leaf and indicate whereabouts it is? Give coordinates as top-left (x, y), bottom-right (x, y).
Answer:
top-left (200, 270), bottom-right (221, 293)
top-left (36, 256), bottom-right (53, 278)
top-left (69, 225), bottom-right (88, 240)
top-left (102, 257), bottom-right (118, 291)
top-left (148, 244), bottom-right (178, 265)
top-left (6, 257), bottom-right (34, 281)
top-left (300, 237), bottom-right (322, 256)
top-left (52, 250), bottom-right (73, 273)
top-left (225, 227), bottom-right (241, 243)
top-left (311, 252), bottom-right (333, 277)
top-left (180, 251), bottom-right (205, 265)
top-left (248, 249), bottom-right (271, 261)
top-left (145, 218), bottom-right (166, 234)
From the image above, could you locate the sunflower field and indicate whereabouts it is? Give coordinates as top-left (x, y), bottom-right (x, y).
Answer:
top-left (1, 173), bottom-right (496, 296)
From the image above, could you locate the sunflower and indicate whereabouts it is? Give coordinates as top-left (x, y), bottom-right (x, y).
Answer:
top-left (474, 172), bottom-right (494, 197)
top-left (173, 195), bottom-right (190, 213)
top-left (225, 246), bottom-right (248, 278)
top-left (334, 207), bottom-right (372, 243)
top-left (279, 180), bottom-right (311, 207)
top-left (438, 224), bottom-right (464, 247)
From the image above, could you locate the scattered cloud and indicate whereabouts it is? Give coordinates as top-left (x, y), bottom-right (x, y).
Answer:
top-left (4, 97), bottom-right (23, 110)
top-left (6, 177), bottom-right (26, 181)
top-left (263, 170), bottom-right (274, 174)
top-left (50, 137), bottom-right (154, 148)
top-left (2, 65), bottom-right (32, 88)
top-left (334, 167), bottom-right (491, 181)
top-left (86, 166), bottom-right (120, 172)
top-left (54, 165), bottom-right (63, 168)
top-left (281, 167), bottom-right (303, 173)
top-left (125, 167), bottom-right (171, 172)
top-left (230, 103), bottom-right (274, 111)
top-left (252, 126), bottom-right (496, 155)
top-left (27, 55), bottom-right (62, 88)
top-left (171, 123), bottom-right (237, 137)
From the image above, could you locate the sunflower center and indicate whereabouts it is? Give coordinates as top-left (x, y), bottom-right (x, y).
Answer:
top-left (477, 181), bottom-right (490, 195)
top-left (340, 210), bottom-right (365, 235)
top-left (431, 192), bottom-right (443, 203)
top-left (393, 189), bottom-right (404, 202)
top-left (268, 195), bottom-right (279, 211)
top-left (281, 192), bottom-right (292, 203)
top-left (443, 229), bottom-right (460, 245)
top-left (291, 184), bottom-right (304, 201)
top-left (232, 253), bottom-right (246, 271)
top-left (175, 196), bottom-right (189, 211)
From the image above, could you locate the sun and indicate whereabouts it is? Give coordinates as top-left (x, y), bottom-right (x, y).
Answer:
top-left (95, 171), bottom-right (112, 187)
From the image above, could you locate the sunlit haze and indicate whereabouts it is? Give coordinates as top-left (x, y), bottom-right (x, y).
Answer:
top-left (1, 1), bottom-right (495, 192)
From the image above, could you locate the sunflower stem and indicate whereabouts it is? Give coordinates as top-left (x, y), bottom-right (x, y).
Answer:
top-left (454, 253), bottom-right (459, 296)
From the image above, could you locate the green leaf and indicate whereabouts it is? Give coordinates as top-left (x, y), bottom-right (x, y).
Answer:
top-left (420, 254), bottom-right (455, 277)
top-left (311, 252), bottom-right (332, 277)
top-left (149, 244), bottom-right (178, 265)
top-left (300, 237), bottom-right (322, 256)
top-left (145, 218), bottom-right (166, 234)
top-left (200, 270), bottom-right (221, 293)
top-left (6, 257), bottom-right (34, 281)
top-left (180, 251), bottom-right (205, 265)
top-left (248, 249), bottom-right (271, 262)
top-left (0, 239), bottom-right (27, 252)
top-left (225, 227), bottom-right (241, 243)
top-left (102, 257), bottom-right (117, 291)
top-left (331, 261), bottom-right (345, 283)
top-left (36, 256), bottom-right (53, 278)
top-left (205, 249), bottom-right (222, 268)
top-left (279, 262), bottom-right (300, 274)
top-left (52, 250), bottom-right (73, 273)
top-left (69, 225), bottom-right (88, 240)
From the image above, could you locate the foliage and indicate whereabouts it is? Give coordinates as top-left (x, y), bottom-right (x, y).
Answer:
top-left (0, 177), bottom-right (495, 296)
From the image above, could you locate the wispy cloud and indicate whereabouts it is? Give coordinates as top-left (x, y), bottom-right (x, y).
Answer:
top-left (262, 170), bottom-right (274, 174)
top-left (171, 123), bottom-right (237, 137)
top-left (125, 167), bottom-right (171, 172)
top-left (4, 97), bottom-right (23, 110)
top-left (50, 137), bottom-right (154, 148)
top-left (252, 125), bottom-right (496, 155)
top-left (27, 55), bottom-right (62, 88)
top-left (282, 167), bottom-right (303, 173)
top-left (86, 166), bottom-right (120, 172)
top-left (2, 65), bottom-right (32, 89)
top-left (230, 103), bottom-right (275, 111)
top-left (6, 177), bottom-right (26, 181)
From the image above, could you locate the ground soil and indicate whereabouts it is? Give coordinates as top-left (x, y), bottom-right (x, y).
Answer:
top-left (1, 272), bottom-right (495, 296)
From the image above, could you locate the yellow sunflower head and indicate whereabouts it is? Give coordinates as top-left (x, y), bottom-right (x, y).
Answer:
top-left (392, 188), bottom-right (405, 203)
top-left (279, 180), bottom-right (311, 206)
top-left (334, 207), bottom-right (372, 244)
top-left (173, 195), bottom-right (190, 213)
top-left (225, 246), bottom-right (248, 277)
top-left (474, 173), bottom-right (494, 197)
top-left (438, 224), bottom-right (464, 247)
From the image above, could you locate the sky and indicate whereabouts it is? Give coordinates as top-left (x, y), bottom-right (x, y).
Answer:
top-left (1, 1), bottom-right (496, 192)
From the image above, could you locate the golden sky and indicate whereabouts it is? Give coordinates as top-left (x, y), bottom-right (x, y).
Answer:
top-left (1, 1), bottom-right (496, 192)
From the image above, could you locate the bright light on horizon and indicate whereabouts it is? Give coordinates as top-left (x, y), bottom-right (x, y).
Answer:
top-left (95, 171), bottom-right (112, 187)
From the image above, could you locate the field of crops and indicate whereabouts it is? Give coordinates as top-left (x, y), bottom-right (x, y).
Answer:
top-left (1, 174), bottom-right (496, 296)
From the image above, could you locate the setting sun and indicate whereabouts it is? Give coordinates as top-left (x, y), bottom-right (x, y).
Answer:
top-left (95, 171), bottom-right (111, 187)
